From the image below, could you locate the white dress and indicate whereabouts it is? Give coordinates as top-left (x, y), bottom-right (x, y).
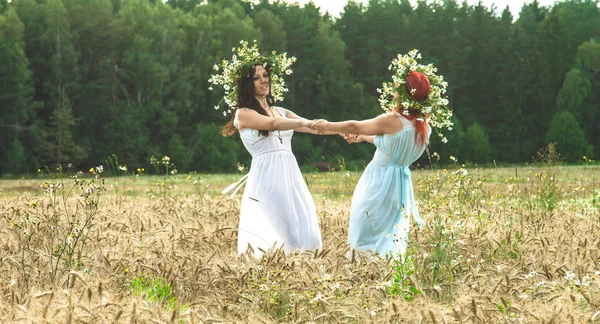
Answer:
top-left (234, 107), bottom-right (322, 257)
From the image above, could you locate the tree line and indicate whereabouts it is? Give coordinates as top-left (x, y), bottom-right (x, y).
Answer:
top-left (0, 0), bottom-right (598, 176)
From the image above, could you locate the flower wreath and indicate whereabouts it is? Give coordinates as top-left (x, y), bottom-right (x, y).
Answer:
top-left (377, 49), bottom-right (453, 143)
top-left (208, 40), bottom-right (296, 116)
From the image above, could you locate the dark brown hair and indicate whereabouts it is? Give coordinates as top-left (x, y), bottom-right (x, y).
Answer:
top-left (222, 64), bottom-right (275, 137)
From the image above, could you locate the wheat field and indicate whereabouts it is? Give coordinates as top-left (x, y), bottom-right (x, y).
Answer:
top-left (1, 162), bottom-right (599, 323)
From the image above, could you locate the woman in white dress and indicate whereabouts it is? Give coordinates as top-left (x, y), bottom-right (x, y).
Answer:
top-left (211, 41), bottom-right (326, 257)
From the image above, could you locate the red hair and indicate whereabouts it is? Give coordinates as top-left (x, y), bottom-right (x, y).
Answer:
top-left (401, 112), bottom-right (429, 146)
top-left (406, 71), bottom-right (430, 101)
top-left (402, 71), bottom-right (431, 145)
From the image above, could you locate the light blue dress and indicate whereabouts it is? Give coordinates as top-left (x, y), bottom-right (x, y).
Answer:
top-left (348, 114), bottom-right (430, 258)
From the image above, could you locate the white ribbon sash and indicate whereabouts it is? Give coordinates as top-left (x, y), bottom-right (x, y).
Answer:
top-left (221, 174), bottom-right (249, 198)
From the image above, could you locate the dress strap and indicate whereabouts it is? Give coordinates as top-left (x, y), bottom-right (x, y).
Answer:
top-left (395, 113), bottom-right (414, 128)
top-left (274, 107), bottom-right (286, 118)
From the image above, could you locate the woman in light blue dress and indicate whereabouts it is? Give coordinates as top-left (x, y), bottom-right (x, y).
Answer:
top-left (313, 70), bottom-right (437, 258)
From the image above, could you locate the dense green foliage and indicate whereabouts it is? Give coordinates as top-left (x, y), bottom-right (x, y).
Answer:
top-left (1, 0), bottom-right (598, 175)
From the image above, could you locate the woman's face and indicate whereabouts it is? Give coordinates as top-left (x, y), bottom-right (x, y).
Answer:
top-left (253, 65), bottom-right (270, 99)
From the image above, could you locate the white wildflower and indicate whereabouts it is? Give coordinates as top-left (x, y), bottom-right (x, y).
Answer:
top-left (309, 293), bottom-right (323, 304)
top-left (565, 270), bottom-right (576, 281)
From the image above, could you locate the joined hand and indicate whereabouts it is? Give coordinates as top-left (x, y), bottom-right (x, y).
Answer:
top-left (344, 134), bottom-right (363, 144)
top-left (311, 119), bottom-right (329, 133)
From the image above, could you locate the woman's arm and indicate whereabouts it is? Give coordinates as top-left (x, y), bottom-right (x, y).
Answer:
top-left (344, 134), bottom-right (376, 144)
top-left (356, 135), bottom-right (376, 144)
top-left (283, 109), bottom-right (339, 135)
top-left (313, 113), bottom-right (402, 135)
top-left (237, 108), bottom-right (312, 131)
top-left (361, 135), bottom-right (376, 144)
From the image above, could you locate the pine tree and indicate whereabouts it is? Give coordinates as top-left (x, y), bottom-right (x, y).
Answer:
top-left (38, 89), bottom-right (87, 166)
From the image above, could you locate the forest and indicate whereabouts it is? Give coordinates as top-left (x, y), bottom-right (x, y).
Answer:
top-left (0, 0), bottom-right (598, 175)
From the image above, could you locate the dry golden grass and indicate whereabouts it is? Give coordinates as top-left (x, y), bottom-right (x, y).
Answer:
top-left (1, 164), bottom-right (599, 323)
